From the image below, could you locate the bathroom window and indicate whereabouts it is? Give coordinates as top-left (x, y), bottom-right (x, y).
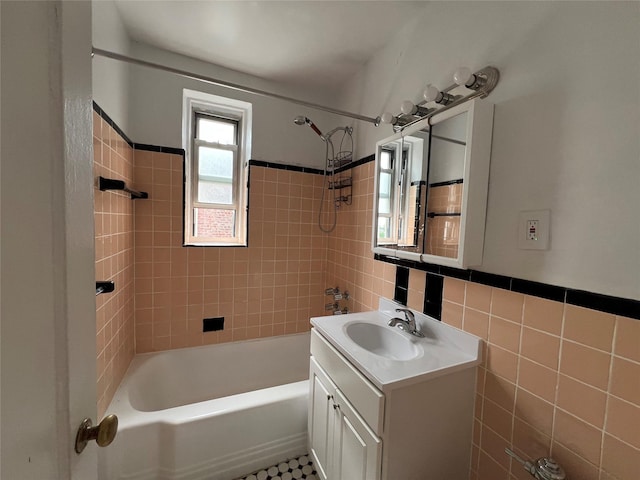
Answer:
top-left (183, 89), bottom-right (252, 246)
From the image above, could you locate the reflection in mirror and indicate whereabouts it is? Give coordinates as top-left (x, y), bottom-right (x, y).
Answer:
top-left (397, 129), bottom-right (429, 253)
top-left (374, 127), bottom-right (429, 254)
top-left (425, 111), bottom-right (467, 258)
top-left (377, 144), bottom-right (396, 243)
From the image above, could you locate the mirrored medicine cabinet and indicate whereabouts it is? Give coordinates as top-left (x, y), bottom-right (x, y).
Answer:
top-left (372, 99), bottom-right (494, 269)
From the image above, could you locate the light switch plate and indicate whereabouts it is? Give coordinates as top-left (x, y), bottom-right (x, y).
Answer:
top-left (518, 209), bottom-right (550, 250)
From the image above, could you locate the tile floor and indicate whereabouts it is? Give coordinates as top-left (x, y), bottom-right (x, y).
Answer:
top-left (235, 454), bottom-right (317, 480)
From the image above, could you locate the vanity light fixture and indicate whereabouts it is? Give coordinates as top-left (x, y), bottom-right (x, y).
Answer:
top-left (400, 100), bottom-right (432, 117)
top-left (378, 65), bottom-right (500, 131)
top-left (423, 84), bottom-right (458, 106)
top-left (453, 66), bottom-right (487, 90)
top-left (380, 112), bottom-right (411, 127)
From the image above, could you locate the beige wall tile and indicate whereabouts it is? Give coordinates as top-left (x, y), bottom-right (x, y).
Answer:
top-left (512, 418), bottom-right (551, 465)
top-left (564, 305), bottom-right (615, 352)
top-left (551, 442), bottom-right (599, 480)
top-left (487, 344), bottom-right (519, 383)
top-left (441, 300), bottom-right (463, 329)
top-left (482, 398), bottom-right (513, 441)
top-left (614, 316), bottom-right (640, 362)
top-left (443, 277), bottom-right (466, 304)
top-left (466, 282), bottom-right (492, 313)
top-left (514, 388), bottom-right (554, 437)
top-left (601, 434), bottom-right (640, 480)
top-left (560, 340), bottom-right (611, 390)
top-left (553, 409), bottom-right (603, 466)
top-left (484, 372), bottom-right (516, 412)
top-left (556, 374), bottom-right (607, 428)
top-left (464, 308), bottom-right (490, 340)
top-left (606, 395), bottom-right (640, 449)
top-left (522, 295), bottom-right (564, 335)
top-left (609, 356), bottom-right (640, 405)
top-left (477, 449), bottom-right (509, 480)
top-left (520, 326), bottom-right (561, 370)
top-left (488, 315), bottom-right (521, 353)
top-left (481, 425), bottom-right (511, 470)
top-left (517, 358), bottom-right (558, 403)
top-left (491, 288), bottom-right (524, 322)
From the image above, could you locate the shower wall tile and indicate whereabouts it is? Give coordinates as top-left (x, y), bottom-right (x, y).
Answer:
top-left (133, 159), bottom-right (327, 353)
top-left (93, 110), bottom-right (135, 417)
top-left (322, 159), bottom-right (639, 480)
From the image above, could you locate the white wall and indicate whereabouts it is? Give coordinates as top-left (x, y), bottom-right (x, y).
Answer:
top-left (92, 0), bottom-right (130, 133)
top-left (127, 41), bottom-right (347, 169)
top-left (340, 2), bottom-right (640, 300)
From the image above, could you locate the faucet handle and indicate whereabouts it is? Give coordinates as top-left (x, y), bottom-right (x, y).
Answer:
top-left (395, 308), bottom-right (415, 320)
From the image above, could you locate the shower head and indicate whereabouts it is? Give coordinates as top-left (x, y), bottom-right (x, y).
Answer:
top-left (293, 115), bottom-right (324, 139)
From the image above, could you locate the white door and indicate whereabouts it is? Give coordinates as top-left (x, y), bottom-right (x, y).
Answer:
top-left (332, 390), bottom-right (382, 480)
top-left (1, 1), bottom-right (98, 479)
top-left (308, 358), bottom-right (337, 480)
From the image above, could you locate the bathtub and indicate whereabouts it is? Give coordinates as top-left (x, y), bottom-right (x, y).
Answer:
top-left (99, 332), bottom-right (311, 480)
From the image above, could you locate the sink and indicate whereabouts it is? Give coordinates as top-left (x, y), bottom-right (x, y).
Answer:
top-left (345, 322), bottom-right (421, 361)
top-left (310, 297), bottom-right (482, 390)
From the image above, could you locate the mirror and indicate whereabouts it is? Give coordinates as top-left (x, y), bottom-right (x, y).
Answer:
top-left (372, 99), bottom-right (493, 268)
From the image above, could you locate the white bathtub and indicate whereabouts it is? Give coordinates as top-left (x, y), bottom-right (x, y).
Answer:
top-left (99, 333), bottom-right (311, 480)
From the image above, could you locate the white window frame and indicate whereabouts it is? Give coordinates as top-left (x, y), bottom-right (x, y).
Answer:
top-left (182, 89), bottom-right (252, 246)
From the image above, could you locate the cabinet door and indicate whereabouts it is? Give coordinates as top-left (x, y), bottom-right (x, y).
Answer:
top-left (309, 357), bottom-right (337, 480)
top-left (332, 390), bottom-right (382, 480)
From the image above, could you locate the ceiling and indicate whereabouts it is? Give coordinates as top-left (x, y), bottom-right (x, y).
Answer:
top-left (114, 0), bottom-right (426, 93)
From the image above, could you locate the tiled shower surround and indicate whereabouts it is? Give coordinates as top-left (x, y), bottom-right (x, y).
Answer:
top-left (93, 111), bottom-right (136, 416)
top-left (132, 153), bottom-right (328, 352)
top-left (94, 111), bottom-right (638, 479)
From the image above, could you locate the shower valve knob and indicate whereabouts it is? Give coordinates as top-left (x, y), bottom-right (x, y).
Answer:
top-left (505, 448), bottom-right (566, 480)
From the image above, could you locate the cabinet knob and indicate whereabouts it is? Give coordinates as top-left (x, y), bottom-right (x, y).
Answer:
top-left (333, 403), bottom-right (340, 410)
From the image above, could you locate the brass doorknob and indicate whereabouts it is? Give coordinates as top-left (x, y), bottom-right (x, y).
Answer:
top-left (75, 414), bottom-right (118, 454)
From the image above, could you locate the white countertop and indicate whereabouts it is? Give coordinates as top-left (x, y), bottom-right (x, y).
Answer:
top-left (310, 298), bottom-right (482, 391)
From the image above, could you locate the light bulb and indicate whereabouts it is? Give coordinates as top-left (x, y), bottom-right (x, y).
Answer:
top-left (423, 84), bottom-right (441, 103)
top-left (400, 100), bottom-right (417, 115)
top-left (453, 67), bottom-right (474, 87)
top-left (380, 112), bottom-right (396, 125)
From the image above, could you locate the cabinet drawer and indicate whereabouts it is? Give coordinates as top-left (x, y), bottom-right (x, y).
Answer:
top-left (311, 329), bottom-right (385, 434)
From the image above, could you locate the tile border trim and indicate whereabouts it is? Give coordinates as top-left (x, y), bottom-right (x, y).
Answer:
top-left (248, 159), bottom-right (324, 175)
top-left (248, 155), bottom-right (374, 175)
top-left (93, 102), bottom-right (186, 156)
top-left (93, 101), bottom-right (134, 147)
top-left (374, 254), bottom-right (640, 320)
top-left (133, 143), bottom-right (185, 155)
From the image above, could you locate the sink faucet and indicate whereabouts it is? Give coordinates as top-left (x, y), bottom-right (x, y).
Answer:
top-left (388, 308), bottom-right (425, 337)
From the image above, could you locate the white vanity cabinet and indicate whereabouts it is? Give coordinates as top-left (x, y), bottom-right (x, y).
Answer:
top-left (309, 300), bottom-right (482, 480)
top-left (309, 357), bottom-right (381, 480)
